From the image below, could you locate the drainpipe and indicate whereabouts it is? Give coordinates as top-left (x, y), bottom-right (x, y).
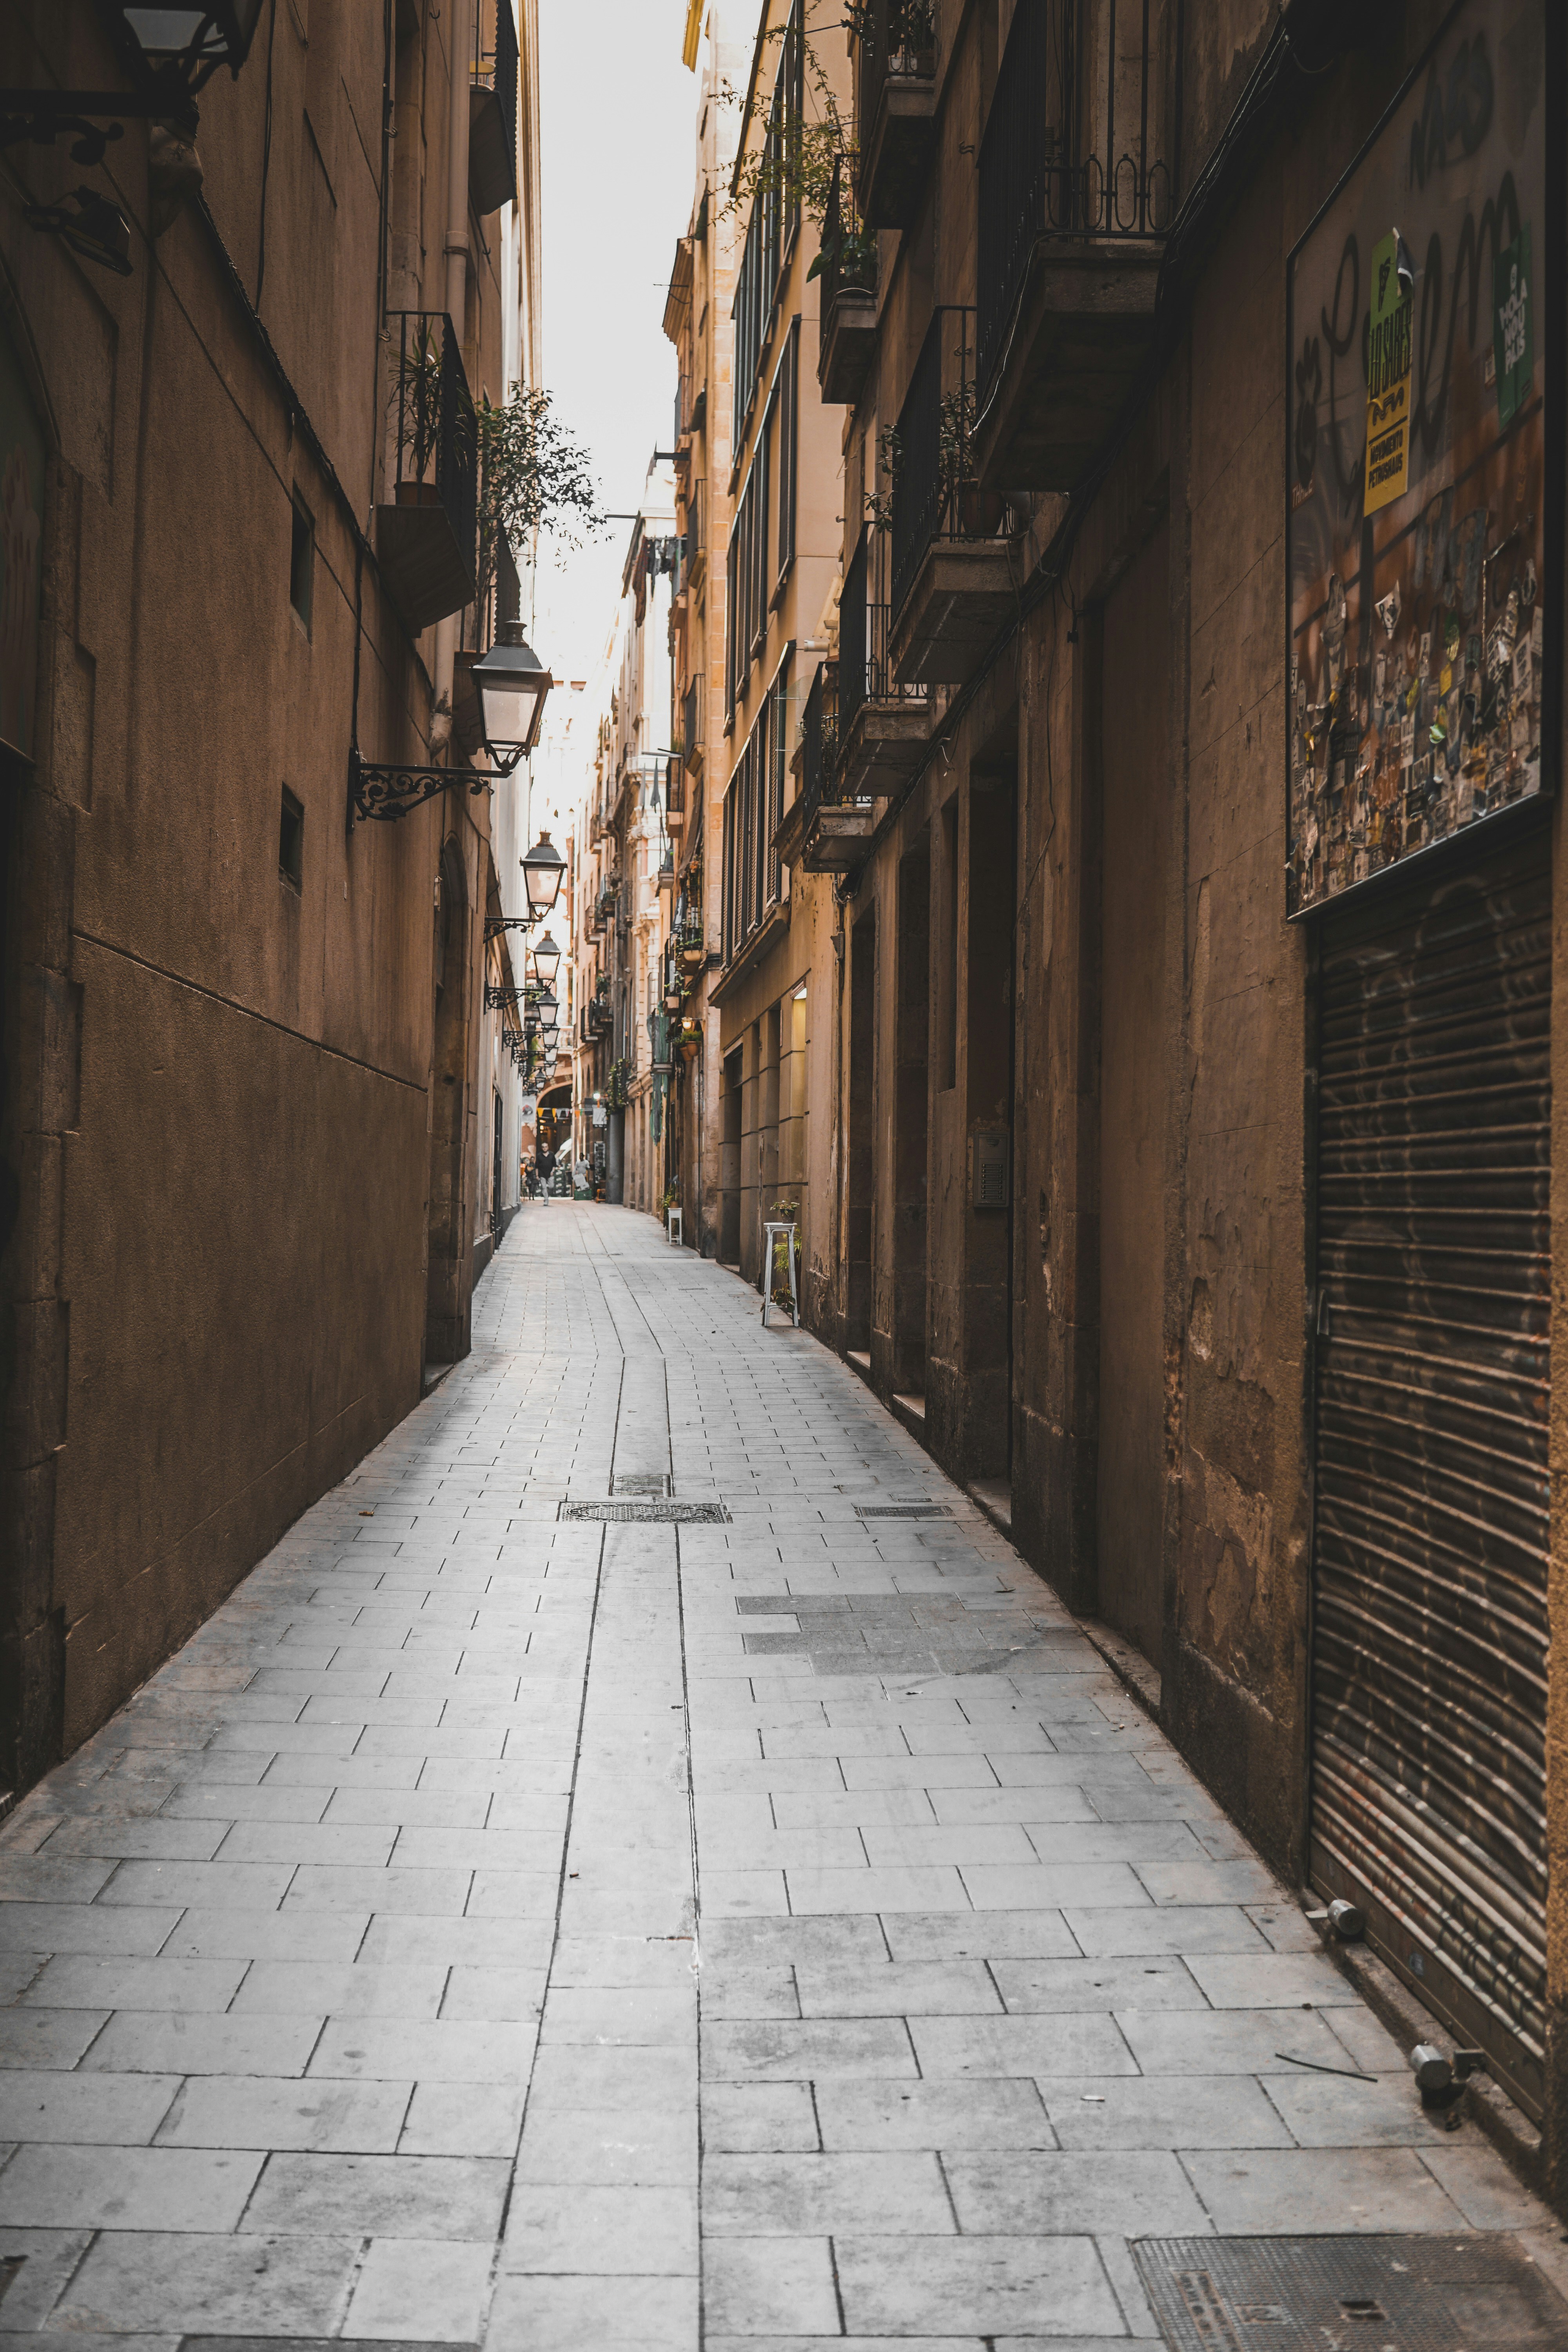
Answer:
top-left (432, 0), bottom-right (472, 748)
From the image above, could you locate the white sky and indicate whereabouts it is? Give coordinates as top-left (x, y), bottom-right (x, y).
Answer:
top-left (531, 0), bottom-right (699, 734)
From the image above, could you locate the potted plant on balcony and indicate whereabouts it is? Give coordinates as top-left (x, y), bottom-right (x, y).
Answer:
top-left (940, 380), bottom-right (1006, 542)
top-left (846, 0), bottom-right (936, 79)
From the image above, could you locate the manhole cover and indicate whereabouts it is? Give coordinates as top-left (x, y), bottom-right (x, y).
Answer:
top-left (557, 1500), bottom-right (730, 1523)
top-left (854, 1503), bottom-right (952, 1519)
top-left (1134, 2235), bottom-right (1568, 2350)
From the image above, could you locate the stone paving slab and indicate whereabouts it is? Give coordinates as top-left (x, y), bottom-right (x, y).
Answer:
top-left (0, 1203), bottom-right (1562, 2345)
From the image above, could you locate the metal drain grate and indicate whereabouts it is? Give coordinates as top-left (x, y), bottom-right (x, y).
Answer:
top-left (181, 2342), bottom-right (476, 2352)
top-left (613, 1475), bottom-right (671, 1496)
top-left (854, 1503), bottom-right (953, 1520)
top-left (557, 1500), bottom-right (731, 1523)
top-left (1134, 2234), bottom-right (1568, 2349)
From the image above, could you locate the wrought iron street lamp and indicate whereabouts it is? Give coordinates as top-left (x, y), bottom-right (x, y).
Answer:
top-left (530, 985), bottom-right (559, 1029)
top-left (521, 831), bottom-right (565, 921)
top-left (118, 4), bottom-right (267, 79)
top-left (471, 622), bottom-right (554, 771)
top-left (530, 930), bottom-right (561, 988)
top-left (2, 2), bottom-right (266, 162)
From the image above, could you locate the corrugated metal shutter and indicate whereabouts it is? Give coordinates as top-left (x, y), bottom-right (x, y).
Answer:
top-left (1309, 822), bottom-right (1551, 2121)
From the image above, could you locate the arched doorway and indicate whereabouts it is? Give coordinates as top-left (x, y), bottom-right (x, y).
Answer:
top-left (426, 836), bottom-right (470, 1364)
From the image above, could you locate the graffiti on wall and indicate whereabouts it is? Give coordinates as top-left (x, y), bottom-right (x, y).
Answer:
top-left (1286, 0), bottom-right (1549, 916)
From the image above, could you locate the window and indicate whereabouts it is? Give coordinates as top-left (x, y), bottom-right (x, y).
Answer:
top-left (775, 318), bottom-right (799, 589)
top-left (750, 429), bottom-right (770, 659)
top-left (279, 788), bottom-right (304, 889)
top-left (289, 492), bottom-right (314, 634)
top-left (721, 661), bottom-right (793, 967)
top-left (730, 0), bottom-right (803, 450)
top-left (724, 528), bottom-right (739, 730)
top-left (768, 663), bottom-right (790, 906)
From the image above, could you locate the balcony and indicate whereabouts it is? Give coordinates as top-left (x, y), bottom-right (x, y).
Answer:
top-left (682, 477), bottom-right (706, 591)
top-left (470, 0), bottom-right (519, 215)
top-left (375, 313), bottom-right (478, 633)
top-left (665, 753), bottom-right (686, 833)
top-left (676, 370), bottom-right (707, 443)
top-left (816, 158), bottom-right (878, 407)
top-left (839, 528), bottom-right (929, 793)
top-left (888, 310), bottom-right (1017, 685)
top-left (973, 0), bottom-right (1176, 491)
top-left (855, 0), bottom-right (938, 230)
top-left (682, 675), bottom-right (704, 781)
top-left (779, 661), bottom-right (869, 874)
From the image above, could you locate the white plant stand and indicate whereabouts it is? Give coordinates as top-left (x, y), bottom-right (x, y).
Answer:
top-left (762, 1221), bottom-right (799, 1328)
top-left (666, 1207), bottom-right (683, 1247)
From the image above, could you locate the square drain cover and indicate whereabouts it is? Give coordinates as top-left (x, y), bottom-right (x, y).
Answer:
top-left (855, 1503), bottom-right (952, 1519)
top-left (1134, 2234), bottom-right (1568, 2350)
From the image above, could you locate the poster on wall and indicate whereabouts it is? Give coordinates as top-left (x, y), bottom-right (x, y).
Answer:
top-left (1286, 0), bottom-right (1553, 917)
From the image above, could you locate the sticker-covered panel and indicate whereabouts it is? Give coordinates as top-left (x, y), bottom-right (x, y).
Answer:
top-left (1287, 0), bottom-right (1548, 917)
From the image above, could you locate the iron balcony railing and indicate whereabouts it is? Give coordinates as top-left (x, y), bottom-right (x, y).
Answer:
top-left (889, 307), bottom-right (1007, 620)
top-left (839, 526), bottom-right (925, 743)
top-left (857, 0), bottom-right (938, 170)
top-left (386, 310), bottom-right (478, 604)
top-left (818, 153), bottom-right (877, 323)
top-left (682, 676), bottom-right (702, 766)
top-left (977, 0), bottom-right (1179, 397)
top-left (799, 660), bottom-right (841, 834)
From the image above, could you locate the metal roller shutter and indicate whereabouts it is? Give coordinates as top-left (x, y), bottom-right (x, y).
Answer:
top-left (1309, 822), bottom-right (1552, 2121)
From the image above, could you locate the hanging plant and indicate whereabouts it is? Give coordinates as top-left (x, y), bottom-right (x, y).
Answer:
top-left (474, 386), bottom-right (604, 608)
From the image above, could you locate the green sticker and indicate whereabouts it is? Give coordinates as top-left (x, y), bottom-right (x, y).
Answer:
top-left (1494, 225), bottom-right (1532, 429)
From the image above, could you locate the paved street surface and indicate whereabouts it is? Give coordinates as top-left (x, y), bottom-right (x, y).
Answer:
top-left (0, 1203), bottom-right (1562, 2347)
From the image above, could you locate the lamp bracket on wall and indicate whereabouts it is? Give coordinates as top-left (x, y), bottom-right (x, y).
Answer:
top-left (484, 984), bottom-right (526, 1012)
top-left (348, 751), bottom-right (488, 826)
top-left (0, 86), bottom-right (198, 150)
top-left (483, 914), bottom-right (538, 938)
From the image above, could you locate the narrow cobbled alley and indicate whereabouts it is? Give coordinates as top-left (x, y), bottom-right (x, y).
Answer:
top-left (0, 1206), bottom-right (1563, 2346)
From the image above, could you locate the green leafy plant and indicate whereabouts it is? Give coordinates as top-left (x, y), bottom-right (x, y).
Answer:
top-left (474, 386), bottom-right (603, 606)
top-left (864, 426), bottom-right (902, 530)
top-left (388, 345), bottom-right (603, 606)
top-left (938, 380), bottom-right (975, 497)
top-left (718, 1), bottom-right (856, 234)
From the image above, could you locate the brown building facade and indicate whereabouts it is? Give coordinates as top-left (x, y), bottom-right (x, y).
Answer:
top-left (710, 0), bottom-right (1568, 2201)
top-left (0, 1), bottom-right (540, 1794)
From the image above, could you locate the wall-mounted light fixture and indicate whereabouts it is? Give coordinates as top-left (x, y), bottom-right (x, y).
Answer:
top-left (521, 831), bottom-right (566, 921)
top-left (470, 622), bottom-right (554, 771)
top-left (1, 1), bottom-right (265, 164)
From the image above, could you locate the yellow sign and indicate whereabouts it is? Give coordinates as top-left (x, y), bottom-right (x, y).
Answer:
top-left (682, 0), bottom-right (702, 69)
top-left (1365, 230), bottom-right (1412, 515)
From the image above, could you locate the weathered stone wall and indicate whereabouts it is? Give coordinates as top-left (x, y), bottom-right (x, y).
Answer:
top-left (0, 0), bottom-right (507, 1782)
